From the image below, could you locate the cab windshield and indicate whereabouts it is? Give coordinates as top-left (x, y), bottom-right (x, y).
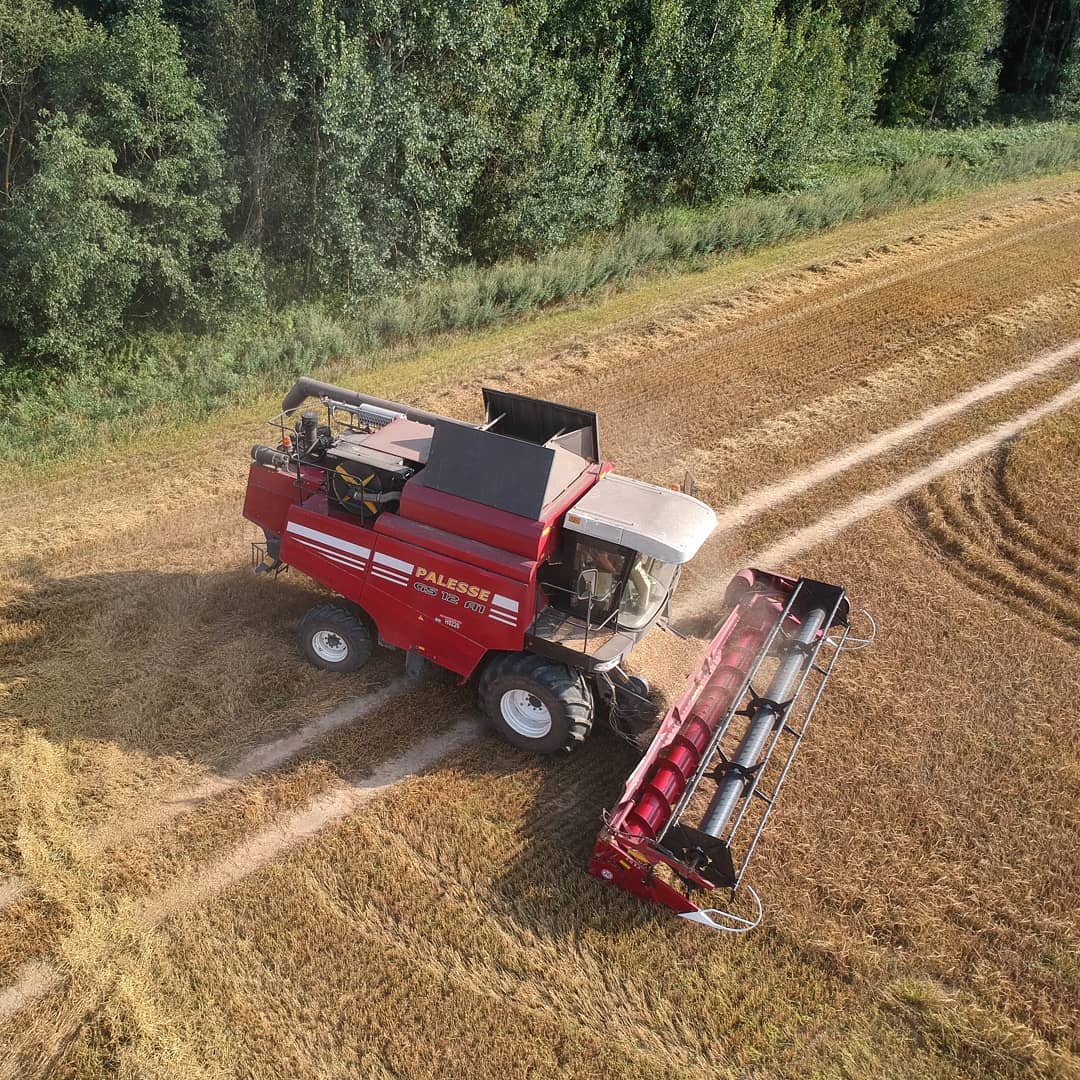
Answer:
top-left (561, 540), bottom-right (678, 631)
top-left (618, 554), bottom-right (679, 630)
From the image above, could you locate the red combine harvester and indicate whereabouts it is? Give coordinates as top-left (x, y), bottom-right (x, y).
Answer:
top-left (243, 378), bottom-right (864, 931)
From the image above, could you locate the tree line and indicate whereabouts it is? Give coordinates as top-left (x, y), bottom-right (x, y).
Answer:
top-left (1, 0), bottom-right (1077, 368)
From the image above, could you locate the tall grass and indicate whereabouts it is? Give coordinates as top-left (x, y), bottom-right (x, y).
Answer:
top-left (4, 124), bottom-right (1080, 467)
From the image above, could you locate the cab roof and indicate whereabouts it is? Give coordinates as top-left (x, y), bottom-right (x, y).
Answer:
top-left (563, 474), bottom-right (717, 564)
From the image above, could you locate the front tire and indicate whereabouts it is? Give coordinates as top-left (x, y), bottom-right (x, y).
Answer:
top-left (298, 603), bottom-right (373, 673)
top-left (479, 653), bottom-right (593, 754)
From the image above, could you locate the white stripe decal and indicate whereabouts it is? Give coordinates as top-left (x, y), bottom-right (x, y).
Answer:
top-left (292, 538), bottom-right (368, 573)
top-left (287, 521), bottom-right (371, 561)
top-left (324, 552), bottom-right (368, 573)
top-left (492, 594), bottom-right (519, 613)
top-left (370, 563), bottom-right (409, 580)
top-left (374, 552), bottom-right (414, 574)
top-left (371, 569), bottom-right (408, 587)
top-left (489, 611), bottom-right (517, 625)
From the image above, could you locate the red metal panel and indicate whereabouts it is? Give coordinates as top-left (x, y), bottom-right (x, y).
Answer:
top-left (374, 513), bottom-right (537, 583)
top-left (399, 474), bottom-right (547, 558)
top-left (279, 502), bottom-right (378, 597)
top-left (242, 462), bottom-right (319, 537)
top-left (363, 531), bottom-right (530, 676)
top-left (276, 501), bottom-right (534, 679)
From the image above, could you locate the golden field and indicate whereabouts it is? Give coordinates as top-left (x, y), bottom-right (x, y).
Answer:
top-left (1, 173), bottom-right (1079, 1078)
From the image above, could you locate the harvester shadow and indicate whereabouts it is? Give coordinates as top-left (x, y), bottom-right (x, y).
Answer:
top-left (0, 565), bottom-right (392, 768)
top-left (6, 566), bottom-right (697, 940)
top-left (465, 725), bottom-right (685, 943)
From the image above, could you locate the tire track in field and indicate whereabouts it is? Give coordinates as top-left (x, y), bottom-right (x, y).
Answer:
top-left (745, 378), bottom-right (1080, 574)
top-left (0, 679), bottom-right (410, 915)
top-left (0, 719), bottom-right (478, 1022)
top-left (993, 453), bottom-right (1080, 568)
top-left (5, 360), bottom-right (1080, 1026)
top-left (707, 338), bottom-right (1080, 535)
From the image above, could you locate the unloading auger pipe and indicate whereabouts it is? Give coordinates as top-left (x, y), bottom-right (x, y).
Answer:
top-left (698, 606), bottom-right (828, 839)
top-left (280, 377), bottom-right (460, 429)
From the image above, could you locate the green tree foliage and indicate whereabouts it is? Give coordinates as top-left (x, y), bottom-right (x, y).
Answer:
top-left (311, 1), bottom-right (506, 294)
top-left (462, 0), bottom-right (629, 258)
top-left (1, 0), bottom-right (1077, 372)
top-left (1058, 39), bottom-right (1080, 117)
top-left (0, 0), bottom-right (59, 202)
top-left (833, 0), bottom-right (918, 120)
top-left (758, 2), bottom-right (851, 189)
top-left (0, 119), bottom-right (139, 361)
top-left (631, 0), bottom-right (853, 201)
top-left (0, 0), bottom-right (241, 364)
top-left (884, 0), bottom-right (1007, 125)
top-left (633, 0), bottom-right (777, 202)
top-left (1000, 0), bottom-right (1079, 109)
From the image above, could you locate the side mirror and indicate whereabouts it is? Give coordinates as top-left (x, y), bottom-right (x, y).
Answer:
top-left (575, 567), bottom-right (598, 601)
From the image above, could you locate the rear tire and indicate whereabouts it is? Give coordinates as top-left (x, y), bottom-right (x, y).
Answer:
top-left (298, 603), bottom-right (373, 673)
top-left (479, 653), bottom-right (593, 754)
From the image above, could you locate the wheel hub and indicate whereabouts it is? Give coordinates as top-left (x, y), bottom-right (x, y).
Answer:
top-left (500, 689), bottom-right (552, 739)
top-left (311, 630), bottom-right (349, 663)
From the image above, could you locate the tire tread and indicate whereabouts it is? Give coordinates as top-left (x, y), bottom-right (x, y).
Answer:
top-left (298, 603), bottom-right (373, 672)
top-left (479, 652), bottom-right (593, 753)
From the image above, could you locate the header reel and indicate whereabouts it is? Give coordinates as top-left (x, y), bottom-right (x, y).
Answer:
top-left (590, 568), bottom-right (871, 932)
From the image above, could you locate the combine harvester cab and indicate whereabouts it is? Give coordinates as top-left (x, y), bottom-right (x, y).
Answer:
top-left (590, 569), bottom-right (855, 931)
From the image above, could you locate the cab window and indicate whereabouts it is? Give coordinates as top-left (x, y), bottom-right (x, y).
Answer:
top-left (618, 554), bottom-right (678, 630)
top-left (570, 540), bottom-right (628, 623)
